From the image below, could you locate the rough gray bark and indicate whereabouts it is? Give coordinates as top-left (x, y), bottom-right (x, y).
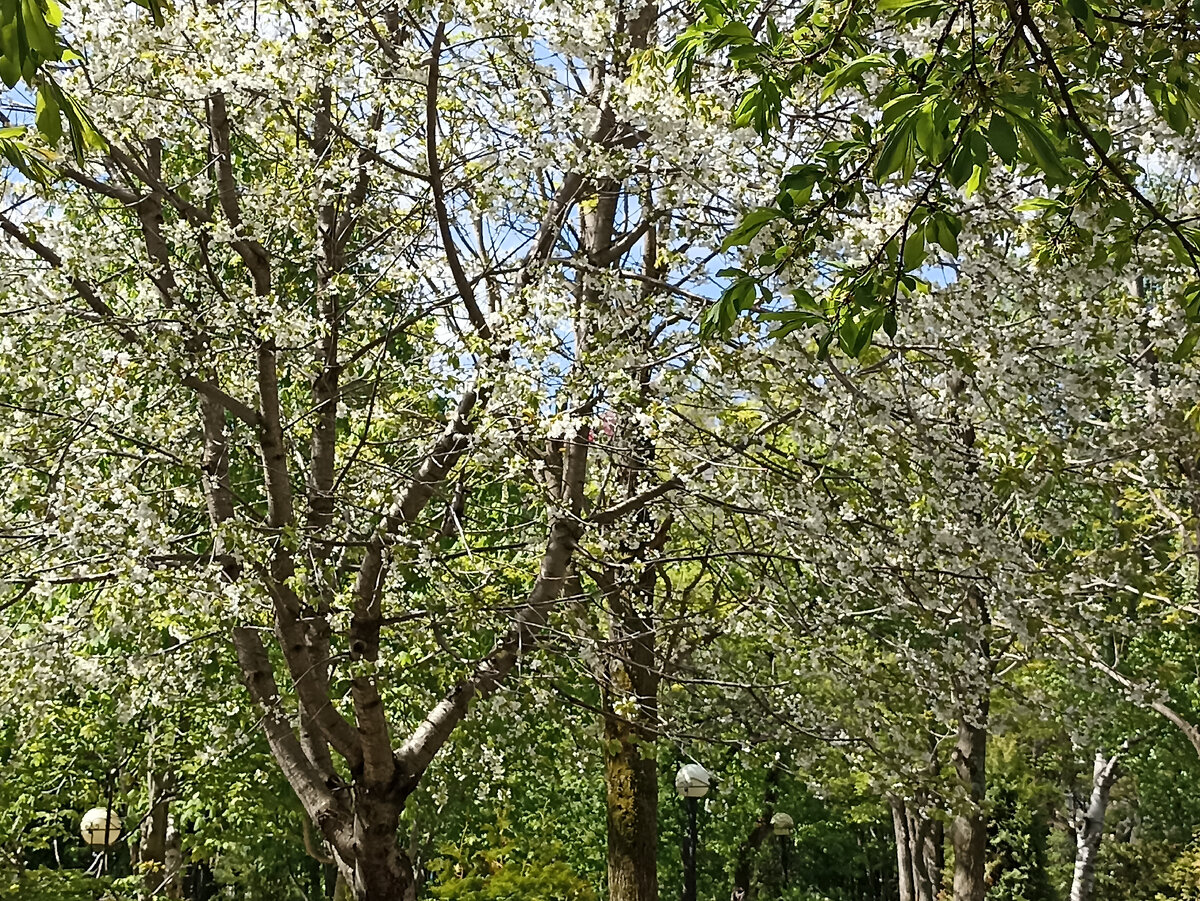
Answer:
top-left (890, 796), bottom-right (942, 901)
top-left (910, 806), bottom-right (942, 901)
top-left (891, 798), bottom-right (916, 901)
top-left (950, 585), bottom-right (991, 901)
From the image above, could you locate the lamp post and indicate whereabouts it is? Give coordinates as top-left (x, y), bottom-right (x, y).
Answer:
top-left (675, 763), bottom-right (711, 901)
top-left (770, 812), bottom-right (794, 888)
top-left (81, 807), bottom-right (121, 875)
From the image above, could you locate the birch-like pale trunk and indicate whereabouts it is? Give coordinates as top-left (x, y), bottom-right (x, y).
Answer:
top-left (1069, 749), bottom-right (1122, 901)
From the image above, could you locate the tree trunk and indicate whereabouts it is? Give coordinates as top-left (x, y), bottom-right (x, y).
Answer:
top-left (891, 798), bottom-right (916, 901)
top-left (950, 709), bottom-right (988, 901)
top-left (950, 580), bottom-right (991, 901)
top-left (911, 808), bottom-right (942, 901)
top-left (891, 796), bottom-right (942, 901)
top-left (601, 573), bottom-right (661, 901)
top-left (731, 768), bottom-right (780, 900)
top-left (587, 80), bottom-right (662, 898)
top-left (138, 767), bottom-right (182, 899)
top-left (605, 706), bottom-right (659, 901)
top-left (1070, 749), bottom-right (1122, 901)
top-left (325, 795), bottom-right (416, 901)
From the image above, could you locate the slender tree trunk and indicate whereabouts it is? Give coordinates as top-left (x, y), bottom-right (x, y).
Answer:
top-left (1070, 750), bottom-right (1122, 901)
top-left (950, 709), bottom-right (988, 901)
top-left (891, 796), bottom-right (942, 901)
top-left (950, 578), bottom-right (992, 901)
top-left (138, 766), bottom-right (182, 899)
top-left (585, 40), bottom-right (661, 892)
top-left (911, 809), bottom-right (942, 901)
top-left (731, 768), bottom-right (780, 900)
top-left (891, 798), bottom-right (916, 901)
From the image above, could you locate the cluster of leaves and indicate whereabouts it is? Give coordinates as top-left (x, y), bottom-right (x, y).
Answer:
top-left (427, 837), bottom-right (597, 901)
top-left (0, 869), bottom-right (138, 901)
top-left (0, 0), bottom-right (106, 177)
top-left (672, 0), bottom-right (1200, 354)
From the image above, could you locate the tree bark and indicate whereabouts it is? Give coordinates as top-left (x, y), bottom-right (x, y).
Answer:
top-left (891, 796), bottom-right (942, 901)
top-left (598, 520), bottom-right (663, 901)
top-left (910, 807), bottom-right (942, 901)
top-left (326, 794), bottom-right (416, 901)
top-left (1070, 749), bottom-right (1122, 901)
top-left (604, 702), bottom-right (659, 901)
top-left (138, 767), bottom-right (182, 900)
top-left (950, 708), bottom-right (988, 901)
top-left (891, 798), bottom-right (916, 901)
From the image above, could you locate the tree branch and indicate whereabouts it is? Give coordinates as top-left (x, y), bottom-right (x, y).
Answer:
top-left (426, 22), bottom-right (491, 338)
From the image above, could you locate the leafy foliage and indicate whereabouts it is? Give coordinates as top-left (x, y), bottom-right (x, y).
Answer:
top-left (672, 0), bottom-right (1200, 354)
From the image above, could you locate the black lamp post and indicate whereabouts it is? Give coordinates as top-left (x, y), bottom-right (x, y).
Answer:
top-left (771, 812), bottom-right (794, 888)
top-left (675, 763), bottom-right (711, 901)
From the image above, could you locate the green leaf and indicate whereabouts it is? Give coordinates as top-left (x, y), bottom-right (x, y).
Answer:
top-left (821, 54), bottom-right (889, 102)
top-left (34, 83), bottom-right (61, 145)
top-left (987, 114), bottom-right (1019, 165)
top-left (1011, 114), bottom-right (1069, 182)
top-left (1168, 233), bottom-right (1191, 266)
top-left (1174, 328), bottom-right (1200, 362)
top-left (0, 52), bottom-right (18, 87)
top-left (873, 116), bottom-right (916, 182)
top-left (1064, 0), bottom-right (1093, 21)
top-left (902, 228), bottom-right (926, 270)
top-left (883, 309), bottom-right (898, 338)
top-left (720, 208), bottom-right (780, 251)
top-left (914, 105), bottom-right (943, 161)
top-left (20, 0), bottom-right (58, 57)
top-left (965, 164), bottom-right (984, 197)
top-left (933, 214), bottom-right (960, 256)
top-left (837, 316), bottom-right (860, 353)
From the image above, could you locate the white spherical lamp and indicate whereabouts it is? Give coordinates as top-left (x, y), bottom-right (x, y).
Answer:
top-left (771, 812), bottom-right (794, 836)
top-left (675, 762), bottom-right (712, 798)
top-left (80, 808), bottom-right (121, 848)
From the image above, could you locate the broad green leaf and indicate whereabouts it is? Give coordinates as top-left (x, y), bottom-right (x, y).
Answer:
top-left (964, 164), bottom-right (983, 198)
top-left (1011, 114), bottom-right (1069, 182)
top-left (873, 116), bottom-right (916, 181)
top-left (34, 83), bottom-right (61, 145)
top-left (987, 114), bottom-right (1019, 165)
top-left (721, 208), bottom-right (780, 251)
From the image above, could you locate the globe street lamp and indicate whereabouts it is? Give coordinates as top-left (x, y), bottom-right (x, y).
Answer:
top-left (771, 812), bottom-right (794, 887)
top-left (81, 807), bottom-right (121, 876)
top-left (675, 763), bottom-right (711, 901)
top-left (81, 807), bottom-right (121, 849)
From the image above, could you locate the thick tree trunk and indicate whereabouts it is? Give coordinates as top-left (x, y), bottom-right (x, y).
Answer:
top-left (604, 707), bottom-right (659, 901)
top-left (950, 709), bottom-right (988, 901)
top-left (911, 808), bottom-right (942, 901)
top-left (325, 795), bottom-right (417, 901)
top-left (601, 569), bottom-right (661, 901)
top-left (1070, 750), bottom-right (1122, 901)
